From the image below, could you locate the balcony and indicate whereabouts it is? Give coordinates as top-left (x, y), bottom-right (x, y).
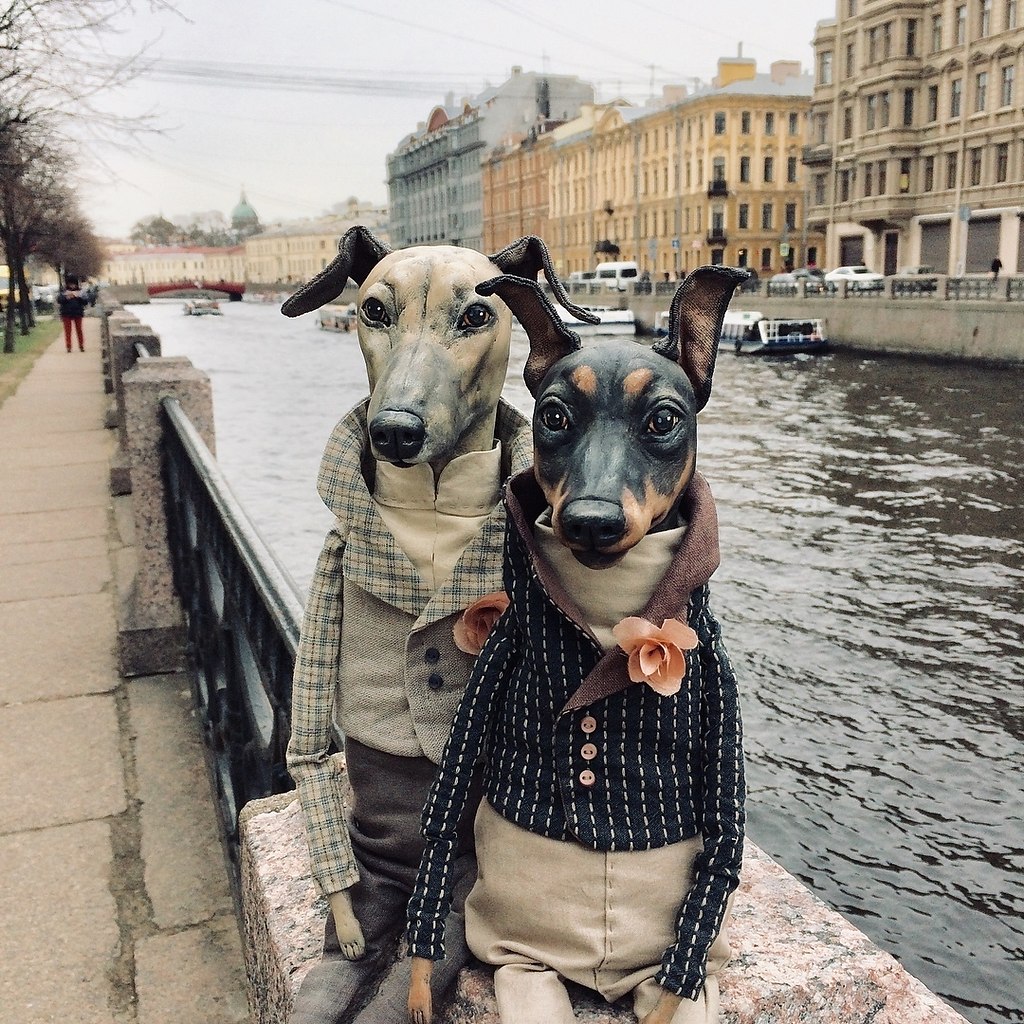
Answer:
top-left (802, 144), bottom-right (833, 167)
top-left (706, 229), bottom-right (728, 246)
top-left (707, 178), bottom-right (729, 197)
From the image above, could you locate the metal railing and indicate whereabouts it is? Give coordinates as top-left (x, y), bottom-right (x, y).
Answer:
top-left (161, 396), bottom-right (303, 889)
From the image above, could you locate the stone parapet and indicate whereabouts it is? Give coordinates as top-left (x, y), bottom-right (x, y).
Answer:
top-left (118, 355), bottom-right (215, 676)
top-left (239, 780), bottom-right (969, 1024)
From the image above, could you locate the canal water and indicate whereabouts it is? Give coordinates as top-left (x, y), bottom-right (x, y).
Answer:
top-left (144, 297), bottom-right (1023, 1024)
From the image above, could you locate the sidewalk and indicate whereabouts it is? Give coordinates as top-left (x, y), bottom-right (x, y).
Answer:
top-left (0, 321), bottom-right (249, 1023)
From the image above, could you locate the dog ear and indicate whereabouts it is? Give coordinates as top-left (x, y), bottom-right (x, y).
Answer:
top-left (477, 275), bottom-right (582, 396)
top-left (653, 265), bottom-right (749, 411)
top-left (281, 226), bottom-right (391, 317)
top-left (489, 236), bottom-right (599, 326)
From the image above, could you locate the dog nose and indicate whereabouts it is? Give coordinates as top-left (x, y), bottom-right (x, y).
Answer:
top-left (369, 411), bottom-right (426, 462)
top-left (560, 499), bottom-right (627, 550)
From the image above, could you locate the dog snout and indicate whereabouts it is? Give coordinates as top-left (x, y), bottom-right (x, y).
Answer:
top-left (560, 499), bottom-right (627, 551)
top-left (369, 411), bottom-right (426, 463)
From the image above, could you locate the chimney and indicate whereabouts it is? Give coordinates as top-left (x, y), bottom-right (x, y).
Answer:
top-left (770, 60), bottom-right (802, 83)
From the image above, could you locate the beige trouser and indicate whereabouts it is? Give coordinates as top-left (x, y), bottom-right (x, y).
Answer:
top-left (465, 801), bottom-right (732, 1024)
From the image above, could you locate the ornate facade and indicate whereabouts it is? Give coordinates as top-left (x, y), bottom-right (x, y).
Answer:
top-left (805, 0), bottom-right (1024, 273)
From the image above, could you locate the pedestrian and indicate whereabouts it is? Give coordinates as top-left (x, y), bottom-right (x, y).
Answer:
top-left (57, 276), bottom-right (88, 352)
top-left (991, 257), bottom-right (1002, 281)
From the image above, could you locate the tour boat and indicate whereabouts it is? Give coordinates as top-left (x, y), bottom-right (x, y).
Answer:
top-left (317, 303), bottom-right (357, 332)
top-left (183, 299), bottom-right (222, 316)
top-left (721, 310), bottom-right (828, 355)
top-left (557, 304), bottom-right (637, 335)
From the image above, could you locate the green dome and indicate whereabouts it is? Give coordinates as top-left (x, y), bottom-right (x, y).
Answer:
top-left (231, 190), bottom-right (259, 229)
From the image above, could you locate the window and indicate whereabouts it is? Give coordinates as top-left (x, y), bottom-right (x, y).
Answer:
top-left (924, 155), bottom-right (935, 191)
top-left (866, 93), bottom-right (877, 130)
top-left (900, 158), bottom-right (912, 193)
top-left (741, 111), bottom-right (751, 134)
top-left (738, 203), bottom-right (750, 229)
top-left (785, 203), bottom-right (797, 229)
top-left (845, 41), bottom-right (856, 78)
top-left (931, 14), bottom-right (943, 51)
top-left (976, 72), bottom-right (988, 112)
top-left (761, 202), bottom-right (773, 229)
top-left (847, 0), bottom-right (856, 15)
top-left (839, 168), bottom-right (851, 202)
top-left (906, 18), bottom-right (919, 55)
top-left (980, 0), bottom-right (992, 35)
top-left (946, 151), bottom-right (958, 189)
top-left (951, 78), bottom-right (962, 117)
top-left (927, 84), bottom-right (939, 121)
top-left (788, 112), bottom-right (799, 135)
top-left (881, 91), bottom-right (891, 127)
top-left (815, 111), bottom-right (830, 144)
top-left (996, 142), bottom-right (1009, 181)
top-left (864, 162), bottom-right (874, 196)
top-left (765, 112), bottom-right (775, 135)
top-left (843, 105), bottom-right (853, 138)
top-left (819, 51), bottom-right (834, 85)
top-left (868, 25), bottom-right (879, 62)
top-left (970, 147), bottom-right (983, 185)
top-left (883, 21), bottom-right (893, 57)
top-left (1009, 0), bottom-right (1019, 29)
top-left (739, 156), bottom-right (751, 183)
top-left (712, 156), bottom-right (726, 182)
top-left (787, 155), bottom-right (798, 183)
top-left (814, 173), bottom-right (827, 205)
top-left (763, 156), bottom-right (775, 183)
top-left (711, 207), bottom-right (725, 232)
top-left (1001, 65), bottom-right (1015, 106)
top-left (760, 247), bottom-right (773, 269)
top-left (714, 111), bottom-right (726, 135)
top-left (877, 160), bottom-right (887, 193)
top-left (903, 87), bottom-right (915, 126)
top-left (956, 5), bottom-right (967, 44)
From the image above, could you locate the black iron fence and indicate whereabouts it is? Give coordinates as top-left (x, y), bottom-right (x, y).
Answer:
top-left (161, 395), bottom-right (302, 888)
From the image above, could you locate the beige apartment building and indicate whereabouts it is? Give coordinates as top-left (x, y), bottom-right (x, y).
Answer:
top-left (101, 246), bottom-right (245, 286)
top-left (547, 57), bottom-right (825, 280)
top-left (805, 0), bottom-right (1024, 274)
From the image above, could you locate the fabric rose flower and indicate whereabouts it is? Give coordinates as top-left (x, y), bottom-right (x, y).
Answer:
top-left (611, 616), bottom-right (699, 696)
top-left (453, 591), bottom-right (510, 655)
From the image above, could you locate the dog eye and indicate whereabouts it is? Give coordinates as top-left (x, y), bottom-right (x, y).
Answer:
top-left (459, 303), bottom-right (492, 330)
top-left (646, 408), bottom-right (680, 435)
top-left (361, 298), bottom-right (390, 326)
top-left (540, 406), bottom-right (570, 431)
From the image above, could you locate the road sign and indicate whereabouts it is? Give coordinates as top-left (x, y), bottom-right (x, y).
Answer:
top-left (671, 237), bottom-right (680, 249)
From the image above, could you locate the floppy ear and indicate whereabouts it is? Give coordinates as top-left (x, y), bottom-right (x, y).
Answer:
top-left (489, 236), bottom-right (599, 325)
top-left (477, 275), bottom-right (581, 396)
top-left (281, 226), bottom-right (391, 317)
top-left (653, 265), bottom-right (748, 411)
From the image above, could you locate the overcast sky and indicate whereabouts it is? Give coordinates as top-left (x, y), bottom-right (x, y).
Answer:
top-left (78, 0), bottom-right (833, 238)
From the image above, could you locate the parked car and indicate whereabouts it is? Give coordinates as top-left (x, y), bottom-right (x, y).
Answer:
top-left (894, 265), bottom-right (939, 293)
top-left (824, 265), bottom-right (885, 292)
top-left (768, 269), bottom-right (826, 295)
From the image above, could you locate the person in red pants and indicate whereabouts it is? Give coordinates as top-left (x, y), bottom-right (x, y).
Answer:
top-left (57, 277), bottom-right (88, 352)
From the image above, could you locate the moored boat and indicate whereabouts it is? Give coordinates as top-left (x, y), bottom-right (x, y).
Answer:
top-left (183, 298), bottom-right (222, 316)
top-left (557, 304), bottom-right (636, 335)
top-left (318, 302), bottom-right (357, 332)
top-left (721, 310), bottom-right (828, 355)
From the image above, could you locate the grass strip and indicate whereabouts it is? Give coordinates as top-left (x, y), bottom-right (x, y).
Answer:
top-left (0, 317), bottom-right (62, 408)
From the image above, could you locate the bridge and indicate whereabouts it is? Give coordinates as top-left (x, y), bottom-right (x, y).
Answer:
top-left (146, 279), bottom-right (246, 299)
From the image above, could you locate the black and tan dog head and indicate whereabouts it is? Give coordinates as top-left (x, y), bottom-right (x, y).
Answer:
top-left (481, 266), bottom-right (747, 567)
top-left (282, 227), bottom-right (597, 471)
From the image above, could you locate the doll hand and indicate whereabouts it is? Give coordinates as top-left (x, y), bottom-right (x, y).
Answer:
top-left (328, 890), bottom-right (366, 960)
top-left (408, 957), bottom-right (434, 1024)
top-left (640, 990), bottom-right (683, 1024)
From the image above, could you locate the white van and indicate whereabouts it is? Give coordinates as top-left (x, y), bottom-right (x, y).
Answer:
top-left (594, 260), bottom-right (640, 291)
top-left (567, 270), bottom-right (596, 284)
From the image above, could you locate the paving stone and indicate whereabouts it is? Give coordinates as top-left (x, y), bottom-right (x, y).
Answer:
top-left (0, 593), bottom-right (118, 705)
top-left (135, 915), bottom-right (249, 1024)
top-left (0, 534), bottom-right (108, 568)
top-left (129, 674), bottom-right (236, 928)
top-left (0, 507), bottom-right (108, 546)
top-left (0, 695), bottom-right (126, 833)
top-left (0, 460), bottom-right (113, 499)
top-left (0, 820), bottom-right (119, 1024)
top-left (0, 552), bottom-right (111, 601)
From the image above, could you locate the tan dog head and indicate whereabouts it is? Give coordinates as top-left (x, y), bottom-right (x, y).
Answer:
top-left (282, 227), bottom-right (596, 473)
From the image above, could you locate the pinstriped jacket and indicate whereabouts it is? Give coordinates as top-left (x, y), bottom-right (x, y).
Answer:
top-left (407, 469), bottom-right (745, 1001)
top-left (286, 398), bottom-right (531, 898)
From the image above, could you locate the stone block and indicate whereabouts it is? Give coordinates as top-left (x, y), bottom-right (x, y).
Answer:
top-left (239, 789), bottom-right (970, 1024)
top-left (110, 323), bottom-right (161, 446)
top-left (110, 447), bottom-right (132, 495)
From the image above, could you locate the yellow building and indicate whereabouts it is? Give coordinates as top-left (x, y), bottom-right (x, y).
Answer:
top-left (100, 246), bottom-right (244, 286)
top-left (806, 0), bottom-right (1024, 274)
top-left (548, 58), bottom-right (825, 279)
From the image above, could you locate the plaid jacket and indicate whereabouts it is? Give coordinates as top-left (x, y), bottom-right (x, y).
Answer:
top-left (287, 398), bottom-right (531, 898)
top-left (407, 470), bottom-right (745, 1001)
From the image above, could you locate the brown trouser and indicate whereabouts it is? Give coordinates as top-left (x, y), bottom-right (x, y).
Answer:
top-left (289, 738), bottom-right (481, 1024)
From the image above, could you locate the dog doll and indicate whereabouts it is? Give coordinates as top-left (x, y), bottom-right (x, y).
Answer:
top-left (406, 266), bottom-right (748, 1024)
top-left (281, 227), bottom-right (598, 1024)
